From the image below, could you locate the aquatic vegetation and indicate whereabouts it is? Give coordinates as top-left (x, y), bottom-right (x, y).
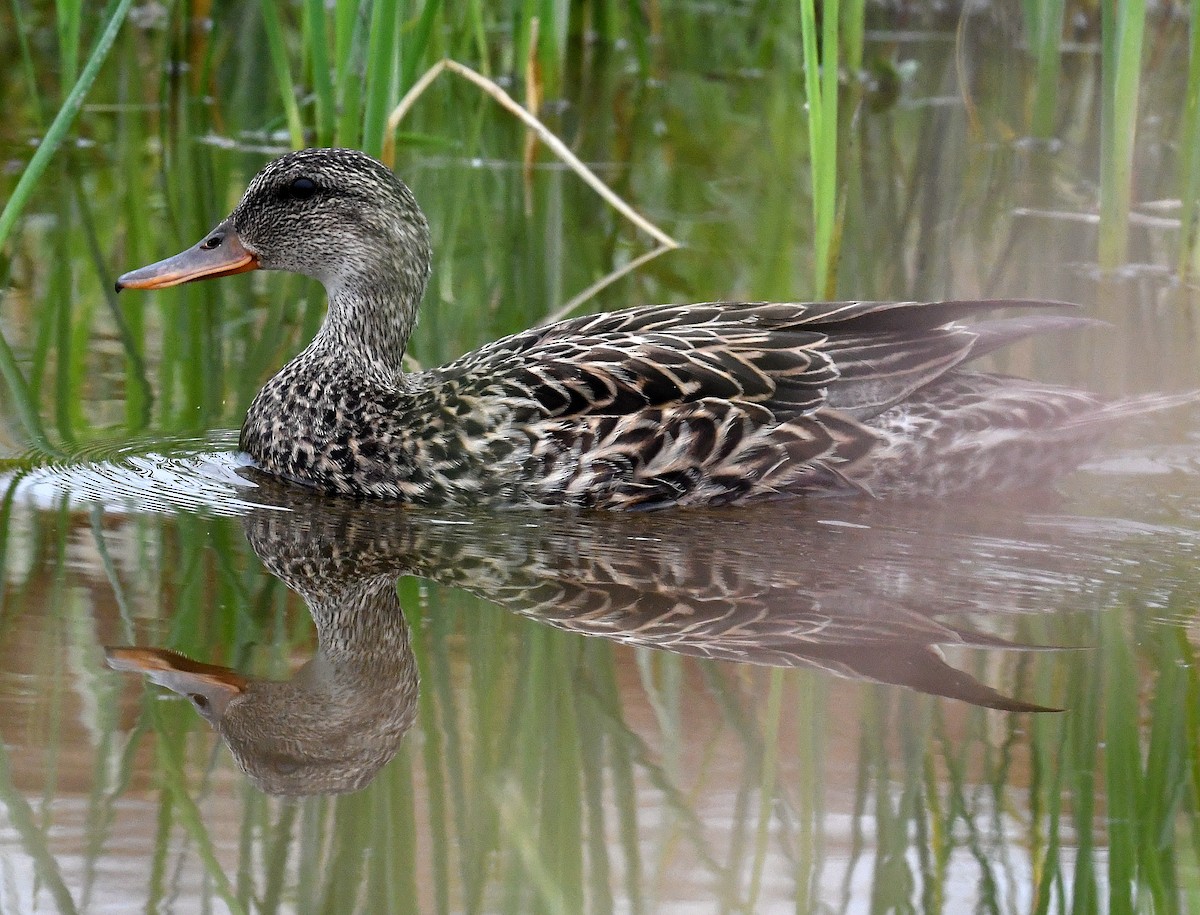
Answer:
top-left (2, 2), bottom-right (1200, 912)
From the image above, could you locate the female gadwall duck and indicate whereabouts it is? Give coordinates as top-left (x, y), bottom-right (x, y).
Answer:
top-left (117, 148), bottom-right (1185, 509)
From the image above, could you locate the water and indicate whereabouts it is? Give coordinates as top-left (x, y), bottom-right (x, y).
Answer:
top-left (3, 5), bottom-right (1200, 913)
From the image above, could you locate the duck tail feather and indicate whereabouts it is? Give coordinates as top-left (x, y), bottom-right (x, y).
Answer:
top-left (964, 315), bottom-right (1107, 361)
top-left (1067, 389), bottom-right (1200, 428)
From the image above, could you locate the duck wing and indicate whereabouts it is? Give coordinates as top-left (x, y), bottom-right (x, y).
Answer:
top-left (406, 300), bottom-right (1084, 507)
top-left (434, 298), bottom-right (1075, 422)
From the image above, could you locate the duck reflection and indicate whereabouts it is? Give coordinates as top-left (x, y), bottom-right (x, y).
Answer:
top-left (108, 480), bottom-right (1062, 796)
top-left (108, 517), bottom-right (419, 796)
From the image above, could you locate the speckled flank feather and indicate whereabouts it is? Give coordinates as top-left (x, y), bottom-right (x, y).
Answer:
top-left (135, 148), bottom-right (1194, 509)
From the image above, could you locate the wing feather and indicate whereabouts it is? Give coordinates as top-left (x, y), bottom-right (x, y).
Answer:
top-left (407, 299), bottom-right (1086, 506)
top-left (437, 299), bottom-right (1061, 423)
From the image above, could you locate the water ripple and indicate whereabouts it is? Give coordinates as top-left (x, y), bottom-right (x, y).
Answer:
top-left (0, 432), bottom-right (275, 516)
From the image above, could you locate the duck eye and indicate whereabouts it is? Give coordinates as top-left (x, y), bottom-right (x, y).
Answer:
top-left (286, 177), bottom-right (318, 200)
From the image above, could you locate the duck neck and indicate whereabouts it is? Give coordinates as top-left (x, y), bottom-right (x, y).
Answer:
top-left (311, 578), bottom-right (410, 661)
top-left (311, 273), bottom-right (424, 384)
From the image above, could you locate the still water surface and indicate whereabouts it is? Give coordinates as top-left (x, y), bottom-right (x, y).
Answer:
top-left (4, 7), bottom-right (1200, 914)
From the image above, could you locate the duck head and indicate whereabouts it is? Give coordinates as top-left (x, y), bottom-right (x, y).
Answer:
top-left (106, 647), bottom-right (249, 725)
top-left (117, 148), bottom-right (433, 370)
top-left (107, 609), bottom-right (419, 798)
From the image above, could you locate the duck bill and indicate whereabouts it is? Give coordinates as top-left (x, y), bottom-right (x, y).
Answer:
top-left (115, 218), bottom-right (258, 291)
top-left (106, 646), bottom-right (249, 719)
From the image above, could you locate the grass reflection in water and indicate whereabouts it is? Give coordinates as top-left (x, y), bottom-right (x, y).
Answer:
top-left (3, 1), bottom-right (1200, 912)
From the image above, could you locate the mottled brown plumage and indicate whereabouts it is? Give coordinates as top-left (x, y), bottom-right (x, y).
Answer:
top-left (117, 148), bottom-right (1192, 509)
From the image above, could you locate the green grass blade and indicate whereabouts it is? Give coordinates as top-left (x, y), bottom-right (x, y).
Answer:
top-left (334, 0), bottom-right (371, 146)
top-left (1178, 0), bottom-right (1200, 276)
top-left (55, 0), bottom-right (83, 90)
top-left (0, 261), bottom-right (61, 455)
top-left (0, 741), bottom-right (79, 914)
top-left (0, 0), bottom-right (135, 252)
top-left (1098, 0), bottom-right (1146, 268)
top-left (362, 0), bottom-right (400, 157)
top-left (1029, 0), bottom-right (1065, 138)
top-left (746, 669), bottom-right (784, 910)
top-left (800, 0), bottom-right (840, 297)
top-left (841, 0), bottom-right (866, 75)
top-left (258, 0), bottom-right (306, 149)
top-left (401, 0), bottom-right (444, 92)
top-left (304, 0), bottom-right (337, 146)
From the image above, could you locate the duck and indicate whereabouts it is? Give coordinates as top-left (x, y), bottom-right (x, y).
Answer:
top-left (116, 147), bottom-right (1190, 510)
top-left (108, 501), bottom-right (420, 796)
top-left (106, 487), bottom-right (1062, 798)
